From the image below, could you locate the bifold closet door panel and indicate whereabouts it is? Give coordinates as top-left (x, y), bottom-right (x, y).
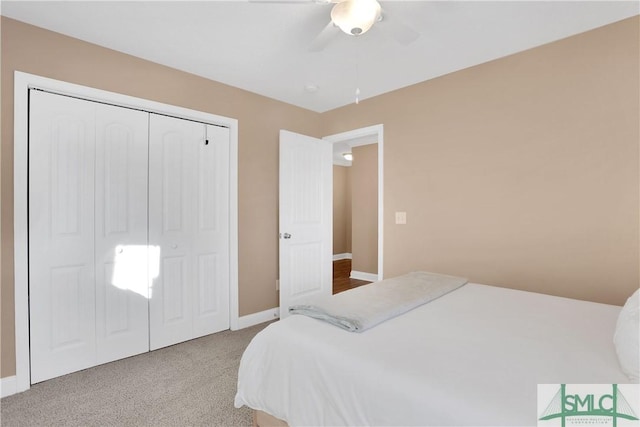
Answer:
top-left (29, 91), bottom-right (151, 383)
top-left (193, 124), bottom-right (230, 338)
top-left (148, 115), bottom-right (230, 350)
top-left (29, 90), bottom-right (97, 383)
top-left (94, 103), bottom-right (150, 365)
top-left (148, 114), bottom-right (202, 350)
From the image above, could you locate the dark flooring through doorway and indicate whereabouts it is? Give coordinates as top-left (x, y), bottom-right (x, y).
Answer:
top-left (333, 259), bottom-right (370, 294)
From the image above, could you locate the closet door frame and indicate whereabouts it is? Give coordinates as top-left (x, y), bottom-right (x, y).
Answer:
top-left (13, 71), bottom-right (239, 393)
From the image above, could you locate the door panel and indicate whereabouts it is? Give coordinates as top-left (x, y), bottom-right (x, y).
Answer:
top-left (289, 242), bottom-right (323, 296)
top-left (197, 254), bottom-right (218, 314)
top-left (162, 256), bottom-right (188, 322)
top-left (279, 130), bottom-right (332, 317)
top-left (29, 90), bottom-right (96, 383)
top-left (193, 125), bottom-right (230, 337)
top-left (162, 136), bottom-right (186, 232)
top-left (49, 266), bottom-right (85, 348)
top-left (149, 114), bottom-right (199, 349)
top-left (94, 103), bottom-right (149, 365)
top-left (149, 118), bottom-right (230, 349)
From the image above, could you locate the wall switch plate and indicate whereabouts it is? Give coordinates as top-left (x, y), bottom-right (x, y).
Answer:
top-left (395, 211), bottom-right (407, 225)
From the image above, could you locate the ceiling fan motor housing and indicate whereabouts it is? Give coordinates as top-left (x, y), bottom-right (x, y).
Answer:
top-left (331, 0), bottom-right (382, 36)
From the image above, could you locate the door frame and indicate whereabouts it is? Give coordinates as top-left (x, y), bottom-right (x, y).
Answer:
top-left (13, 71), bottom-right (239, 393)
top-left (323, 124), bottom-right (384, 281)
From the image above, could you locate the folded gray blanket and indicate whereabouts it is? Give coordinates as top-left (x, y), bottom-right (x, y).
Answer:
top-left (288, 271), bottom-right (467, 332)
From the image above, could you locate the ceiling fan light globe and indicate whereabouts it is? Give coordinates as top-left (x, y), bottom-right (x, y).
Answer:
top-left (331, 0), bottom-right (381, 36)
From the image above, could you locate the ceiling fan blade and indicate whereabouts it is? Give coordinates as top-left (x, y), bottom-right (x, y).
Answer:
top-left (248, 0), bottom-right (314, 3)
top-left (379, 10), bottom-right (420, 45)
top-left (308, 21), bottom-right (340, 52)
top-left (248, 0), bottom-right (336, 3)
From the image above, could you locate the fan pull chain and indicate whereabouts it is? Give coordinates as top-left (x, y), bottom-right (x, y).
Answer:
top-left (355, 43), bottom-right (360, 105)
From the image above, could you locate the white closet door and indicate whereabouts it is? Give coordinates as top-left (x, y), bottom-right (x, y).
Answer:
top-left (193, 124), bottom-right (230, 337)
top-left (29, 90), bottom-right (97, 383)
top-left (29, 91), bottom-right (151, 383)
top-left (148, 115), bottom-right (230, 350)
top-left (94, 103), bottom-right (150, 364)
top-left (149, 114), bottom-right (199, 349)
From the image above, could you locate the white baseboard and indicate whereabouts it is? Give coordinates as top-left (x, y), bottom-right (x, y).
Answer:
top-left (235, 307), bottom-right (280, 330)
top-left (350, 270), bottom-right (378, 282)
top-left (1, 375), bottom-right (17, 398)
top-left (333, 253), bottom-right (352, 261)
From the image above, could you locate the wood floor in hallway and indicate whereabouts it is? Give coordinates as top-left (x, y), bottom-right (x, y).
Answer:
top-left (333, 259), bottom-right (370, 294)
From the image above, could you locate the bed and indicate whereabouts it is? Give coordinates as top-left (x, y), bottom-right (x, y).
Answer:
top-left (234, 276), bottom-right (639, 426)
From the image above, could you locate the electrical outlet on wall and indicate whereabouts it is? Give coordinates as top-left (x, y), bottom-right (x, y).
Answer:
top-left (276, 279), bottom-right (279, 291)
top-left (395, 211), bottom-right (407, 225)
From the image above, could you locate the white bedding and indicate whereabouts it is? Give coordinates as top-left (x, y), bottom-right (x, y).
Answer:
top-left (234, 284), bottom-right (631, 426)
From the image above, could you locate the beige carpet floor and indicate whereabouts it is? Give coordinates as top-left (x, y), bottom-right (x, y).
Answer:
top-left (1, 322), bottom-right (271, 427)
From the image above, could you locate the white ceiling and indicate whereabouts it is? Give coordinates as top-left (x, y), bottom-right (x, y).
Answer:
top-left (2, 1), bottom-right (638, 113)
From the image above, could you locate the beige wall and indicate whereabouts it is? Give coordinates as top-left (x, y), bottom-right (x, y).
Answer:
top-left (351, 145), bottom-right (378, 274)
top-left (2, 15), bottom-right (639, 380)
top-left (333, 165), bottom-right (352, 255)
top-left (0, 17), bottom-right (321, 378)
top-left (322, 17), bottom-right (639, 307)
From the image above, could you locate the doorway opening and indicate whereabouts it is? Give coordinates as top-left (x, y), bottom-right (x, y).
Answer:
top-left (323, 125), bottom-right (383, 293)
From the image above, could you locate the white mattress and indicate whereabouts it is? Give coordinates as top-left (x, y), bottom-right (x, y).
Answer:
top-left (235, 284), bottom-right (630, 426)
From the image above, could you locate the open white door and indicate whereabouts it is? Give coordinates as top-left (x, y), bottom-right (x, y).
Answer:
top-left (279, 130), bottom-right (332, 318)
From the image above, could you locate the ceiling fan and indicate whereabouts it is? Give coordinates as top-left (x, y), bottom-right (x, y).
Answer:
top-left (250, 0), bottom-right (420, 51)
